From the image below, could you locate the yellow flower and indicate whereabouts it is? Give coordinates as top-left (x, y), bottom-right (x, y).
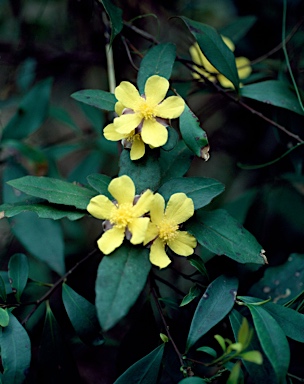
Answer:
top-left (87, 175), bottom-right (154, 255)
top-left (111, 75), bottom-right (185, 147)
top-left (189, 37), bottom-right (252, 89)
top-left (144, 193), bottom-right (197, 269)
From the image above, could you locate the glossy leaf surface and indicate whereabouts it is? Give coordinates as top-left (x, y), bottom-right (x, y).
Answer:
top-left (8, 253), bottom-right (29, 302)
top-left (71, 89), bottom-right (117, 111)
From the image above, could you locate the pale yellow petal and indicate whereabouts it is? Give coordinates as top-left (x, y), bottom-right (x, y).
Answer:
top-left (217, 74), bottom-right (234, 89)
top-left (103, 123), bottom-right (125, 141)
top-left (141, 119), bottom-right (168, 147)
top-left (108, 175), bottom-right (135, 204)
top-left (149, 238), bottom-right (171, 269)
top-left (222, 36), bottom-right (235, 52)
top-left (115, 81), bottom-right (141, 109)
top-left (114, 113), bottom-right (143, 134)
top-left (128, 217), bottom-right (150, 245)
top-left (130, 137), bottom-right (145, 160)
top-left (144, 222), bottom-right (159, 245)
top-left (165, 193), bottom-right (194, 224)
top-left (115, 101), bottom-right (125, 116)
top-left (189, 43), bottom-right (204, 66)
top-left (236, 57), bottom-right (252, 80)
top-left (155, 96), bottom-right (185, 119)
top-left (97, 226), bottom-right (125, 254)
top-left (132, 189), bottom-right (154, 217)
top-left (168, 230), bottom-right (197, 256)
top-left (149, 193), bottom-right (165, 225)
top-left (144, 75), bottom-right (169, 106)
top-left (87, 195), bottom-right (114, 220)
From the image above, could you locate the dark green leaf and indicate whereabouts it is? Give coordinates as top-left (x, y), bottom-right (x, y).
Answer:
top-left (180, 17), bottom-right (239, 90)
top-left (188, 255), bottom-right (209, 278)
top-left (87, 174), bottom-right (111, 196)
top-left (62, 284), bottom-right (104, 346)
top-left (7, 176), bottom-right (96, 210)
top-left (186, 275), bottom-right (238, 352)
top-left (114, 344), bottom-right (164, 384)
top-left (0, 312), bottom-right (31, 384)
top-left (159, 141), bottom-right (193, 183)
top-left (247, 305), bottom-right (290, 383)
top-left (188, 209), bottom-right (265, 264)
top-left (158, 177), bottom-right (224, 210)
top-left (119, 149), bottom-right (161, 193)
top-left (137, 43), bottom-right (176, 93)
top-left (67, 151), bottom-right (103, 185)
top-left (2, 78), bottom-right (52, 140)
top-left (48, 105), bottom-right (80, 132)
top-left (98, 0), bottom-right (123, 44)
top-left (0, 200), bottom-right (85, 221)
top-left (241, 80), bottom-right (304, 116)
top-left (10, 212), bottom-right (65, 275)
top-left (96, 244), bottom-right (151, 331)
top-left (71, 89), bottom-right (117, 111)
top-left (196, 346), bottom-right (217, 358)
top-left (8, 253), bottom-right (28, 302)
top-left (180, 105), bottom-right (209, 159)
top-left (162, 126), bottom-right (179, 151)
top-left (180, 284), bottom-right (202, 307)
top-left (179, 378), bottom-right (208, 384)
top-left (0, 274), bottom-right (7, 302)
top-left (220, 16), bottom-right (257, 43)
top-left (0, 308), bottom-right (9, 327)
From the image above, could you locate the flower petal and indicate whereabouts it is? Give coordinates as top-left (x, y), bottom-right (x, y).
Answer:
top-left (115, 101), bottom-right (125, 116)
top-left (168, 231), bottom-right (197, 256)
top-left (236, 57), bottom-right (252, 80)
top-left (149, 238), bottom-right (171, 269)
top-left (155, 96), bottom-right (185, 119)
top-left (108, 175), bottom-right (135, 204)
top-left (222, 36), bottom-right (235, 52)
top-left (141, 119), bottom-right (168, 147)
top-left (114, 113), bottom-right (143, 134)
top-left (144, 222), bottom-right (159, 245)
top-left (217, 74), bottom-right (234, 89)
top-left (144, 75), bottom-right (169, 106)
top-left (132, 189), bottom-right (154, 217)
top-left (128, 217), bottom-right (150, 244)
top-left (97, 226), bottom-right (125, 254)
top-left (149, 193), bottom-right (165, 225)
top-left (130, 136), bottom-right (145, 160)
top-left (165, 193), bottom-right (194, 224)
top-left (87, 195), bottom-right (114, 220)
top-left (115, 81), bottom-right (141, 109)
top-left (103, 123), bottom-right (125, 141)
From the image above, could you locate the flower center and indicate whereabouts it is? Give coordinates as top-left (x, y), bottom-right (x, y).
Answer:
top-left (110, 203), bottom-right (134, 228)
top-left (137, 100), bottom-right (155, 120)
top-left (157, 219), bottom-right (179, 242)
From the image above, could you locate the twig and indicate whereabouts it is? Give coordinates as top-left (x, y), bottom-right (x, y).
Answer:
top-left (153, 274), bottom-right (186, 296)
top-left (21, 249), bottom-right (98, 325)
top-left (121, 36), bottom-right (140, 71)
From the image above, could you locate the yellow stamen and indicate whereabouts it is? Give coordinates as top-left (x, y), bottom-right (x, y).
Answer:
top-left (110, 203), bottom-right (134, 228)
top-left (136, 100), bottom-right (155, 120)
top-left (157, 218), bottom-right (179, 242)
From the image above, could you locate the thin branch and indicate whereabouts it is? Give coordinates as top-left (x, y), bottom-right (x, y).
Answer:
top-left (153, 274), bottom-right (186, 296)
top-left (21, 249), bottom-right (98, 325)
top-left (121, 36), bottom-right (140, 71)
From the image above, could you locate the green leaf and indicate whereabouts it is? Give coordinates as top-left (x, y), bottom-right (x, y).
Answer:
top-left (119, 149), bottom-right (161, 193)
top-left (114, 344), bottom-right (164, 384)
top-left (98, 0), bottom-right (123, 44)
top-left (10, 212), bottom-right (65, 275)
top-left (196, 346), bottom-right (217, 358)
top-left (188, 209), bottom-right (265, 264)
top-left (137, 43), bottom-right (176, 94)
top-left (2, 78), bottom-right (52, 140)
top-left (95, 244), bottom-right (151, 331)
top-left (180, 284), bottom-right (202, 307)
top-left (247, 305), bottom-right (290, 383)
top-left (71, 89), bottom-right (117, 111)
top-left (178, 377), bottom-right (208, 384)
top-left (241, 80), bottom-right (304, 116)
top-left (238, 296), bottom-right (304, 343)
top-left (0, 274), bottom-right (7, 302)
top-left (48, 105), bottom-right (80, 132)
top-left (241, 351), bottom-right (263, 364)
top-left (67, 151), bottom-right (103, 185)
top-left (87, 174), bottom-right (111, 196)
top-left (186, 275), bottom-right (238, 352)
top-left (220, 16), bottom-right (257, 43)
top-left (62, 284), bottom-right (104, 346)
top-left (0, 312), bottom-right (31, 384)
top-left (7, 176), bottom-right (96, 210)
top-left (162, 126), bottom-right (179, 151)
top-left (227, 361), bottom-right (242, 384)
top-left (159, 141), bottom-right (193, 183)
top-left (180, 17), bottom-right (239, 91)
top-left (8, 253), bottom-right (28, 302)
top-left (188, 255), bottom-right (209, 278)
top-left (158, 177), bottom-right (224, 210)
top-left (0, 200), bottom-right (85, 221)
top-left (179, 105), bottom-right (209, 159)
top-left (0, 308), bottom-right (9, 327)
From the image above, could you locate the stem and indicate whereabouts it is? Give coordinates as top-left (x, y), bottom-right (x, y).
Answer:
top-left (153, 274), bottom-right (186, 296)
top-left (21, 249), bottom-right (98, 325)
